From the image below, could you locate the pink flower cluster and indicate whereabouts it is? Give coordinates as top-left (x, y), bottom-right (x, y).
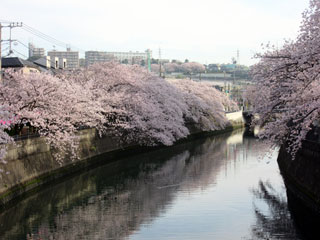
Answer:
top-left (0, 120), bottom-right (13, 125)
top-left (0, 62), bottom-right (236, 162)
top-left (249, 0), bottom-right (320, 157)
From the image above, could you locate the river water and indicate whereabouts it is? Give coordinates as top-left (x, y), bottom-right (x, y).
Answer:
top-left (0, 130), bottom-right (307, 239)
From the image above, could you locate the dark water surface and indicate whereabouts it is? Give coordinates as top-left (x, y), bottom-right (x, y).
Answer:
top-left (0, 130), bottom-right (307, 239)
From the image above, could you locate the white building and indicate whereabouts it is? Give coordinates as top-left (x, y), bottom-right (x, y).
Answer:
top-left (33, 56), bottom-right (67, 70)
top-left (47, 48), bottom-right (79, 69)
top-left (85, 49), bottom-right (152, 66)
top-left (85, 51), bottom-right (114, 66)
top-left (28, 43), bottom-right (45, 58)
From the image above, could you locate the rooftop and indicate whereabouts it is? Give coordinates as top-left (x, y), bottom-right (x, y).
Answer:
top-left (1, 57), bottom-right (39, 69)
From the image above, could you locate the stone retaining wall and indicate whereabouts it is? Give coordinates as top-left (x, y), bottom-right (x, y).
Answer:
top-left (0, 112), bottom-right (244, 207)
top-left (277, 140), bottom-right (320, 214)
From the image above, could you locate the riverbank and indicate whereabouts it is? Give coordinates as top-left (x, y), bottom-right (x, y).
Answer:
top-left (277, 140), bottom-right (320, 239)
top-left (277, 140), bottom-right (320, 212)
top-left (0, 111), bottom-right (244, 208)
top-left (3, 127), bottom-right (303, 240)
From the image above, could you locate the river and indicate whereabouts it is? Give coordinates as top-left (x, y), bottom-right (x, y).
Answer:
top-left (0, 130), bottom-right (308, 239)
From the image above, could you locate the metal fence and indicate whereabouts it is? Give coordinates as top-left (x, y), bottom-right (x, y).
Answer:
top-left (12, 133), bottom-right (40, 141)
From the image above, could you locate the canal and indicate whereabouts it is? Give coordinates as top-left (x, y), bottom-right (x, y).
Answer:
top-left (0, 130), bottom-right (307, 239)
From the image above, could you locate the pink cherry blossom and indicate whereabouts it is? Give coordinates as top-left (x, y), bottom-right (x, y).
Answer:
top-left (0, 62), bottom-right (236, 162)
top-left (249, 0), bottom-right (320, 158)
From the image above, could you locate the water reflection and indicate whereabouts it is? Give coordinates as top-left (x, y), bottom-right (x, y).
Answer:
top-left (0, 130), bottom-right (309, 239)
top-left (249, 180), bottom-right (303, 240)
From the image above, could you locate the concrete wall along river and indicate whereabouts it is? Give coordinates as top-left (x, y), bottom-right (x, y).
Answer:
top-left (0, 111), bottom-right (244, 206)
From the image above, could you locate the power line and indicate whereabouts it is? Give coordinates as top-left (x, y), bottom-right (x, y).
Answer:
top-left (15, 39), bottom-right (64, 68)
top-left (23, 24), bottom-right (67, 47)
top-left (16, 40), bottom-right (30, 49)
top-left (12, 49), bottom-right (28, 58)
top-left (22, 26), bottom-right (67, 49)
top-left (1, 46), bottom-right (10, 57)
top-left (0, 22), bottom-right (23, 80)
top-left (21, 24), bottom-right (85, 53)
top-left (0, 19), bottom-right (13, 23)
top-left (2, 21), bottom-right (85, 53)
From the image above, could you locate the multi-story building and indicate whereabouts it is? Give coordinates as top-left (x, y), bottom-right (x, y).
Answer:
top-left (79, 58), bottom-right (86, 68)
top-left (85, 51), bottom-right (114, 66)
top-left (85, 49), bottom-right (152, 66)
top-left (47, 48), bottom-right (79, 69)
top-left (28, 43), bottom-right (45, 58)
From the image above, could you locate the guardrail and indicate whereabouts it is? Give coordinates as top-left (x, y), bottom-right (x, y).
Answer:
top-left (12, 133), bottom-right (40, 141)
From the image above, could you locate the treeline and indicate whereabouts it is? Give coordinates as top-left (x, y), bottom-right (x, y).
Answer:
top-left (0, 62), bottom-right (237, 161)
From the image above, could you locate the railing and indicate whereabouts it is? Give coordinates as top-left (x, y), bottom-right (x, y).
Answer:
top-left (11, 125), bottom-right (92, 142)
top-left (12, 133), bottom-right (40, 141)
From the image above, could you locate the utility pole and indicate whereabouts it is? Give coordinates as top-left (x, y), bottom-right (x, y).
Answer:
top-left (7, 22), bottom-right (23, 56)
top-left (159, 47), bottom-right (162, 78)
top-left (0, 22), bottom-right (23, 81)
top-left (237, 49), bottom-right (240, 65)
top-left (147, 49), bottom-right (151, 72)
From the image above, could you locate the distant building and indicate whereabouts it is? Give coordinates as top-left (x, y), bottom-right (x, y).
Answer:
top-left (85, 51), bottom-right (114, 66)
top-left (159, 59), bottom-right (170, 64)
top-left (28, 43), bottom-right (45, 58)
top-left (79, 58), bottom-right (86, 68)
top-left (207, 64), bottom-right (220, 72)
top-left (33, 56), bottom-right (52, 69)
top-left (220, 64), bottom-right (237, 72)
top-left (32, 56), bottom-right (67, 70)
top-left (1, 57), bottom-right (40, 74)
top-left (47, 48), bottom-right (79, 69)
top-left (85, 49), bottom-right (152, 66)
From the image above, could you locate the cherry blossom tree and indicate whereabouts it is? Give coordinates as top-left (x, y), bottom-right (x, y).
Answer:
top-left (181, 62), bottom-right (205, 74)
top-left (250, 0), bottom-right (320, 157)
top-left (150, 64), bottom-right (160, 73)
top-left (163, 63), bottom-right (182, 73)
top-left (151, 62), bottom-right (206, 76)
top-left (168, 79), bottom-right (238, 131)
top-left (0, 105), bottom-right (15, 163)
top-left (242, 84), bottom-right (258, 111)
top-left (68, 62), bottom-right (191, 146)
top-left (0, 70), bottom-right (105, 161)
top-left (0, 62), bottom-right (237, 162)
top-left (68, 62), bottom-right (236, 144)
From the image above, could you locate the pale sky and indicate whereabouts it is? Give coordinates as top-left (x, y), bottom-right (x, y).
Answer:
top-left (1, 0), bottom-right (310, 66)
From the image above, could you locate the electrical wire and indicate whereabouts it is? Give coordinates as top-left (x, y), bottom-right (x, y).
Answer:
top-left (0, 19), bottom-right (13, 23)
top-left (23, 24), bottom-right (67, 47)
top-left (12, 49), bottom-right (28, 59)
top-left (2, 21), bottom-right (85, 56)
top-left (16, 40), bottom-right (30, 49)
top-left (14, 40), bottom-right (61, 67)
top-left (1, 46), bottom-right (10, 57)
top-left (22, 26), bottom-right (67, 49)
top-left (21, 24), bottom-right (86, 53)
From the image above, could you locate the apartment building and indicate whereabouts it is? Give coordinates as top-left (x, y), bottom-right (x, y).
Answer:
top-left (47, 48), bottom-right (79, 69)
top-left (85, 49), bottom-right (152, 66)
top-left (28, 43), bottom-right (45, 58)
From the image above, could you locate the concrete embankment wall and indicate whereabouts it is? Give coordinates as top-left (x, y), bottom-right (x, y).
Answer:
top-left (0, 111), bottom-right (244, 207)
top-left (277, 140), bottom-right (320, 238)
top-left (277, 140), bottom-right (320, 214)
top-left (0, 128), bottom-right (124, 206)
